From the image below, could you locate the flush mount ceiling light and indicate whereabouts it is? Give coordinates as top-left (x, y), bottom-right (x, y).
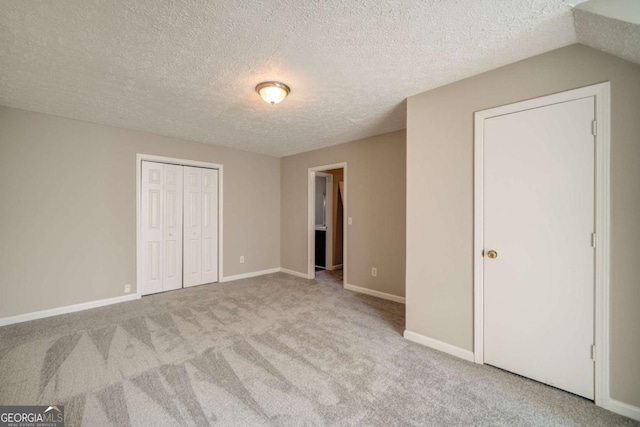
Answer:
top-left (255, 81), bottom-right (290, 105)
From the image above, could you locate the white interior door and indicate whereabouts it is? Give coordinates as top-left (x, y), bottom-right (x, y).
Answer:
top-left (483, 97), bottom-right (595, 399)
top-left (141, 162), bottom-right (164, 295)
top-left (162, 164), bottom-right (183, 291)
top-left (201, 168), bottom-right (219, 284)
top-left (183, 166), bottom-right (202, 287)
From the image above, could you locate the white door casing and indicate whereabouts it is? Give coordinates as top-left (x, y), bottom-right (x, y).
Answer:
top-left (307, 163), bottom-right (348, 282)
top-left (483, 96), bottom-right (595, 399)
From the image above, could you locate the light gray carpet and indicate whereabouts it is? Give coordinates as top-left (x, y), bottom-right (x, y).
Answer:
top-left (0, 270), bottom-right (636, 426)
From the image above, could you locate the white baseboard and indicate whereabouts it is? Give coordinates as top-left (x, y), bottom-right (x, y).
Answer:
top-left (0, 294), bottom-right (140, 327)
top-left (344, 283), bottom-right (405, 304)
top-left (221, 267), bottom-right (281, 283)
top-left (326, 264), bottom-right (343, 271)
top-left (279, 268), bottom-right (310, 279)
top-left (607, 398), bottom-right (640, 422)
top-left (403, 330), bottom-right (475, 362)
top-left (0, 268), bottom-right (288, 327)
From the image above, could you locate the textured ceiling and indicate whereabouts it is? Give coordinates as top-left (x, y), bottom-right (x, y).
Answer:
top-left (0, 0), bottom-right (590, 157)
top-left (574, 0), bottom-right (640, 66)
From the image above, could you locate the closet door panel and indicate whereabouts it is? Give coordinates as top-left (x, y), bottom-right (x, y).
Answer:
top-left (183, 167), bottom-right (202, 287)
top-left (163, 164), bottom-right (183, 291)
top-left (142, 162), bottom-right (218, 294)
top-left (141, 161), bottom-right (164, 295)
top-left (202, 169), bottom-right (219, 284)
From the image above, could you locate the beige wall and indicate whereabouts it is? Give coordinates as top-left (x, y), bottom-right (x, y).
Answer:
top-left (281, 130), bottom-right (406, 298)
top-left (406, 44), bottom-right (640, 407)
top-left (0, 107), bottom-right (280, 318)
top-left (326, 168), bottom-right (344, 266)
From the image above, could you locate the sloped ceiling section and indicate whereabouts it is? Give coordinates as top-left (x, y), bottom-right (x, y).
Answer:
top-left (0, 0), bottom-right (586, 157)
top-left (574, 0), bottom-right (640, 65)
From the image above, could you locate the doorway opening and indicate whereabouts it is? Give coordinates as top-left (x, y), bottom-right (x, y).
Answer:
top-left (308, 163), bottom-right (347, 286)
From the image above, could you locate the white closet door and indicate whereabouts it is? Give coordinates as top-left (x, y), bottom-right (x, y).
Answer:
top-left (141, 161), bottom-right (164, 295)
top-left (162, 164), bottom-right (183, 291)
top-left (483, 97), bottom-right (595, 399)
top-left (201, 169), bottom-right (219, 284)
top-left (183, 166), bottom-right (203, 287)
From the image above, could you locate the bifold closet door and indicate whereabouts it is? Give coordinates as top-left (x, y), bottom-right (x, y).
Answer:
top-left (201, 168), bottom-right (219, 284)
top-left (183, 167), bottom-right (202, 287)
top-left (162, 164), bottom-right (184, 291)
top-left (141, 161), bottom-right (183, 295)
top-left (183, 166), bottom-right (219, 287)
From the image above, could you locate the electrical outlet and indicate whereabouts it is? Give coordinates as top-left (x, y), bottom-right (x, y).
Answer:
top-left (371, 268), bottom-right (377, 277)
top-left (124, 284), bottom-right (131, 293)
top-left (240, 256), bottom-right (245, 264)
top-left (348, 217), bottom-right (353, 225)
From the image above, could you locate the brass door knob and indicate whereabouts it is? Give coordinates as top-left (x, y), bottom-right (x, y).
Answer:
top-left (487, 250), bottom-right (498, 259)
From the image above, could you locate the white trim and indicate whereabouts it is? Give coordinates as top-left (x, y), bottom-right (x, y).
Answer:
top-left (608, 399), bottom-right (640, 422)
top-left (137, 154), bottom-right (224, 170)
top-left (344, 283), bottom-right (405, 304)
top-left (220, 267), bottom-right (280, 283)
top-left (473, 97), bottom-right (485, 365)
top-left (0, 294), bottom-right (140, 327)
top-left (280, 268), bottom-right (310, 279)
top-left (404, 330), bottom-right (475, 362)
top-left (326, 264), bottom-right (343, 270)
top-left (308, 163), bottom-right (348, 284)
top-left (473, 82), bottom-right (611, 407)
top-left (136, 154), bottom-right (224, 299)
top-left (593, 83), bottom-right (611, 410)
top-left (219, 165), bottom-right (225, 287)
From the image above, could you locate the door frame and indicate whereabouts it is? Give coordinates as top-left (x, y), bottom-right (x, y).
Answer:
top-left (307, 162), bottom-right (347, 282)
top-left (314, 172), bottom-right (333, 270)
top-left (473, 82), bottom-right (610, 407)
top-left (136, 154), bottom-right (223, 299)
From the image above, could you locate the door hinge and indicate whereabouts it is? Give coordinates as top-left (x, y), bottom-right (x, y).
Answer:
top-left (591, 344), bottom-right (596, 361)
top-left (592, 120), bottom-right (597, 136)
top-left (591, 232), bottom-right (596, 248)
